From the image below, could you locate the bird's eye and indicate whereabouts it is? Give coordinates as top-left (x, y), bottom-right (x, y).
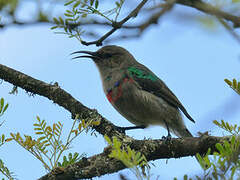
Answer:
top-left (103, 53), bottom-right (112, 58)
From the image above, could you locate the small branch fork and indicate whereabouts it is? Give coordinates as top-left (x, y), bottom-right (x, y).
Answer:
top-left (81, 0), bottom-right (148, 46)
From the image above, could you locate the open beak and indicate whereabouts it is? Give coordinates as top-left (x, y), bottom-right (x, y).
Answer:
top-left (71, 50), bottom-right (100, 60)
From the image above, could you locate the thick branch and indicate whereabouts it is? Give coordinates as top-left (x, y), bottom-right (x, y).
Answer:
top-left (39, 135), bottom-right (229, 180)
top-left (0, 64), bottom-right (125, 138)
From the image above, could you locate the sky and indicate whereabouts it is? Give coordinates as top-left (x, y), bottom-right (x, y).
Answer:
top-left (0, 2), bottom-right (240, 180)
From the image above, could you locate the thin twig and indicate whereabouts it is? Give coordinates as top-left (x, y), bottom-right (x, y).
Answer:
top-left (81, 0), bottom-right (148, 46)
top-left (218, 18), bottom-right (240, 44)
top-left (139, 0), bottom-right (176, 32)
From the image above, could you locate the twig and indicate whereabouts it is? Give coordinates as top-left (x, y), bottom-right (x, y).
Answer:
top-left (139, 0), bottom-right (176, 32)
top-left (81, 0), bottom-right (148, 46)
top-left (218, 18), bottom-right (240, 44)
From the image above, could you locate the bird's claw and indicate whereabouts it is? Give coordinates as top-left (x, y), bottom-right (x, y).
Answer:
top-left (114, 125), bottom-right (126, 134)
top-left (162, 134), bottom-right (172, 142)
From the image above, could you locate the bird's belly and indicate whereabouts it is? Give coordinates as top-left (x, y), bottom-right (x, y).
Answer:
top-left (111, 87), bottom-right (181, 127)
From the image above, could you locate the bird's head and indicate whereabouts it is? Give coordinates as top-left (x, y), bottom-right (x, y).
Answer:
top-left (71, 45), bottom-right (136, 69)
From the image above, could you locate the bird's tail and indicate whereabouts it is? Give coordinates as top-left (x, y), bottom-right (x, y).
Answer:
top-left (173, 127), bottom-right (193, 138)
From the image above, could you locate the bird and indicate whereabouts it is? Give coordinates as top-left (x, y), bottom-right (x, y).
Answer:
top-left (72, 45), bottom-right (195, 138)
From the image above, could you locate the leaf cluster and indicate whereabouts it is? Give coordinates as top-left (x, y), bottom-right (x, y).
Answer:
top-left (195, 120), bottom-right (240, 180)
top-left (224, 78), bottom-right (240, 95)
top-left (185, 77), bottom-right (240, 179)
top-left (7, 115), bottom-right (100, 171)
top-left (0, 159), bottom-right (14, 180)
top-left (104, 135), bottom-right (150, 180)
top-left (0, 98), bottom-right (13, 180)
top-left (213, 120), bottom-right (240, 135)
top-left (57, 152), bottom-right (86, 168)
top-left (0, 98), bottom-right (9, 147)
top-left (51, 0), bottom-right (124, 42)
top-left (0, 98), bottom-right (8, 118)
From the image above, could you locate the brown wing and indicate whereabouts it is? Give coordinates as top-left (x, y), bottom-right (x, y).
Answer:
top-left (127, 65), bottom-right (195, 123)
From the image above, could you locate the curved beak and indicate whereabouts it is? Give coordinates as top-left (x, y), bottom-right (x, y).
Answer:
top-left (71, 50), bottom-right (100, 60)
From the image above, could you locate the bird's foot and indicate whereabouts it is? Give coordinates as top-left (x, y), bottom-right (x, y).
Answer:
top-left (113, 125), bottom-right (126, 134)
top-left (113, 125), bottom-right (146, 134)
top-left (162, 134), bottom-right (172, 142)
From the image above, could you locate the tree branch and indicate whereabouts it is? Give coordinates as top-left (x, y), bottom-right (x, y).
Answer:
top-left (176, 0), bottom-right (240, 28)
top-left (0, 63), bottom-right (125, 138)
top-left (39, 135), bottom-right (229, 180)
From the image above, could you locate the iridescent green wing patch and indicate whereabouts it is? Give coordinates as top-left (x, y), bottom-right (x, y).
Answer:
top-left (128, 67), bottom-right (158, 81)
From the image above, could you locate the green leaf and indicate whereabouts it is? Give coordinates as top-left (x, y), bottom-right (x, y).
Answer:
top-left (73, 1), bottom-right (81, 9)
top-left (73, 152), bottom-right (79, 160)
top-left (213, 120), bottom-right (220, 127)
top-left (95, 0), bottom-right (99, 9)
top-left (53, 17), bottom-right (59, 24)
top-left (36, 132), bottom-right (44, 135)
top-left (224, 141), bottom-right (231, 154)
top-left (37, 116), bottom-right (41, 122)
top-left (66, 18), bottom-right (74, 22)
top-left (1, 134), bottom-right (5, 142)
top-left (64, 0), bottom-right (75, 6)
top-left (73, 16), bottom-right (80, 21)
top-left (37, 136), bottom-right (46, 141)
top-left (216, 143), bottom-right (224, 154)
top-left (224, 79), bottom-right (232, 86)
top-left (63, 26), bottom-right (68, 33)
top-left (2, 103), bottom-right (8, 113)
top-left (51, 26), bottom-right (58, 30)
top-left (66, 10), bottom-right (72, 14)
top-left (0, 98), bottom-right (4, 113)
top-left (231, 165), bottom-right (237, 178)
top-left (184, 175), bottom-right (188, 180)
top-left (104, 135), bottom-right (112, 145)
top-left (42, 122), bottom-right (46, 129)
top-left (33, 123), bottom-right (40, 127)
top-left (226, 122), bottom-right (231, 131)
top-left (64, 13), bottom-right (74, 17)
top-left (90, 0), bottom-right (94, 6)
top-left (68, 153), bottom-right (73, 160)
top-left (63, 155), bottom-right (67, 162)
top-left (59, 17), bottom-right (64, 25)
top-left (233, 78), bottom-right (237, 89)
